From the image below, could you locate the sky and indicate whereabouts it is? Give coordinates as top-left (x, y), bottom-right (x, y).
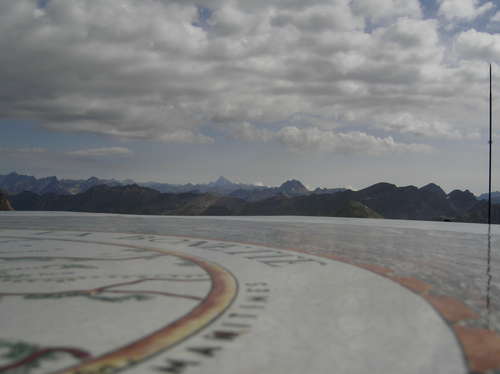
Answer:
top-left (1, 0), bottom-right (500, 194)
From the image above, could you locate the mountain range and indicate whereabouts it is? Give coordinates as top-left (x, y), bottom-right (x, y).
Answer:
top-left (2, 171), bottom-right (499, 223)
top-left (3, 177), bottom-right (498, 224)
top-left (0, 172), bottom-right (344, 201)
top-left (0, 172), bottom-right (124, 195)
top-left (478, 191), bottom-right (500, 204)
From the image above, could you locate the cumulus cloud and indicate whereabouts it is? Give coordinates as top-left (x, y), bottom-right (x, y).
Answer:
top-left (228, 123), bottom-right (431, 154)
top-left (455, 29), bottom-right (500, 62)
top-left (0, 0), bottom-right (495, 153)
top-left (438, 0), bottom-right (495, 23)
top-left (270, 3), bottom-right (365, 32)
top-left (66, 147), bottom-right (133, 157)
top-left (350, 0), bottom-right (422, 24)
top-left (374, 112), bottom-right (476, 140)
top-left (274, 126), bottom-right (432, 154)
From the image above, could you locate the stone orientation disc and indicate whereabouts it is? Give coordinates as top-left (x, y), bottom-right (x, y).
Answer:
top-left (0, 229), bottom-right (467, 374)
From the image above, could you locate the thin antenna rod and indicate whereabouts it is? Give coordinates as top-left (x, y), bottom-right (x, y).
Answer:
top-left (489, 64), bottom-right (493, 226)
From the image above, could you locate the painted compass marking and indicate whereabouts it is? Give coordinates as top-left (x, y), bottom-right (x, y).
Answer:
top-left (0, 278), bottom-right (205, 302)
top-left (0, 236), bottom-right (238, 374)
top-left (0, 229), bottom-right (469, 374)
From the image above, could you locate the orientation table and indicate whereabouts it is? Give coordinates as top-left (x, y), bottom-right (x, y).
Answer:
top-left (1, 212), bottom-right (499, 373)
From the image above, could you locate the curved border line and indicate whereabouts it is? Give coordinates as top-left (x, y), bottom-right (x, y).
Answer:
top-left (0, 235), bottom-right (238, 374)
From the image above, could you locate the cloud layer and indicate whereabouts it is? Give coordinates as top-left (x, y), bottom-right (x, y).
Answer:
top-left (66, 147), bottom-right (133, 157)
top-left (438, 0), bottom-right (494, 22)
top-left (229, 122), bottom-right (432, 154)
top-left (0, 0), bottom-right (498, 154)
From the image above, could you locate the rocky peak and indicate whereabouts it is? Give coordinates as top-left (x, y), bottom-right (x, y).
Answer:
top-left (39, 176), bottom-right (59, 185)
top-left (449, 189), bottom-right (475, 199)
top-left (420, 183), bottom-right (446, 197)
top-left (448, 189), bottom-right (477, 212)
top-left (359, 182), bottom-right (397, 196)
top-left (213, 176), bottom-right (233, 187)
top-left (278, 179), bottom-right (309, 195)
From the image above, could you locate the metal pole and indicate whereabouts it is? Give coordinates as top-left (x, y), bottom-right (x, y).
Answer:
top-left (487, 224), bottom-right (492, 327)
top-left (489, 64), bottom-right (492, 226)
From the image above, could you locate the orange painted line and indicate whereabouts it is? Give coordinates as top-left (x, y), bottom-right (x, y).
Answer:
top-left (386, 276), bottom-right (432, 295)
top-left (454, 325), bottom-right (500, 372)
top-left (424, 294), bottom-right (479, 323)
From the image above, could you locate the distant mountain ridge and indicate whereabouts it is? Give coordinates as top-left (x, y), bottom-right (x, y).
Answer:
top-left (478, 191), bottom-right (500, 204)
top-left (142, 176), bottom-right (269, 196)
top-left (0, 172), bottom-right (122, 196)
top-left (6, 180), bottom-right (498, 224)
top-left (8, 185), bottom-right (246, 216)
top-left (4, 171), bottom-right (496, 223)
top-left (229, 179), bottom-right (314, 201)
top-left (1, 172), bottom-right (339, 202)
top-left (235, 182), bottom-right (491, 222)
